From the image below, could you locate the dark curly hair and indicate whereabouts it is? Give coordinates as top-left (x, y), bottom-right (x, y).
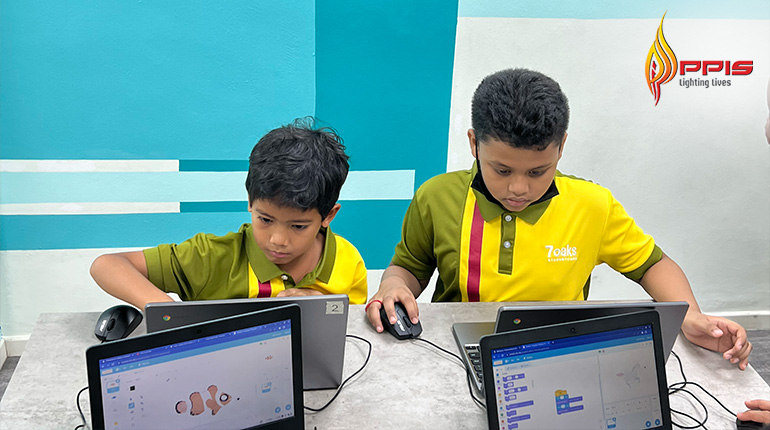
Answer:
top-left (245, 117), bottom-right (349, 217)
top-left (471, 68), bottom-right (570, 150)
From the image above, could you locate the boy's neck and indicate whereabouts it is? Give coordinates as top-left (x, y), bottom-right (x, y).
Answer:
top-left (278, 230), bottom-right (326, 283)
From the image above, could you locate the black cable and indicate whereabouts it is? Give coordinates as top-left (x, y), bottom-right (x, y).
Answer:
top-left (667, 350), bottom-right (737, 429)
top-left (304, 334), bottom-right (371, 412)
top-left (74, 385), bottom-right (89, 430)
top-left (411, 337), bottom-right (486, 409)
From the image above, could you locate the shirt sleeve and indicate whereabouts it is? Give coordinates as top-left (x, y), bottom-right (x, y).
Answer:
top-left (597, 193), bottom-right (663, 281)
top-left (390, 186), bottom-right (437, 281)
top-left (323, 235), bottom-right (368, 304)
top-left (143, 232), bottom-right (235, 300)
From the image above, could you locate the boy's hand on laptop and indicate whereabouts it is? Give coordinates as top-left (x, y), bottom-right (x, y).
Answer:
top-left (681, 312), bottom-right (752, 370)
top-left (276, 288), bottom-right (323, 298)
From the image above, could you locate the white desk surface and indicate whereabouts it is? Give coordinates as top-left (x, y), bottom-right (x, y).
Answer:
top-left (1, 302), bottom-right (768, 429)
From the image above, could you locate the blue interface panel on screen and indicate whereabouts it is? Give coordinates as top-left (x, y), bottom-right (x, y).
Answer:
top-left (490, 325), bottom-right (665, 430)
top-left (97, 320), bottom-right (295, 429)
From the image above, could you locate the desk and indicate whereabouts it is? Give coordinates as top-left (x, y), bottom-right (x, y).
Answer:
top-left (1, 303), bottom-right (769, 429)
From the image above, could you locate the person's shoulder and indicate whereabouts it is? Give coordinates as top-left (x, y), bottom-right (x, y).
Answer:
top-left (554, 172), bottom-right (616, 208)
top-left (555, 172), bottom-right (612, 195)
top-left (329, 231), bottom-right (363, 258)
top-left (416, 168), bottom-right (472, 196)
top-left (176, 224), bottom-right (252, 248)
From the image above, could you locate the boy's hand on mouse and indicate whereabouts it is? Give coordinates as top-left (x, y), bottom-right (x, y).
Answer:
top-left (365, 277), bottom-right (419, 334)
top-left (276, 287), bottom-right (323, 298)
top-left (737, 399), bottom-right (770, 425)
top-left (681, 312), bottom-right (752, 370)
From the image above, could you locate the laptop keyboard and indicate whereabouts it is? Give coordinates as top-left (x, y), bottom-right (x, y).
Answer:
top-left (465, 344), bottom-right (483, 389)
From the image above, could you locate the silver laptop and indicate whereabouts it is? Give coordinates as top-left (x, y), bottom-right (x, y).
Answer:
top-left (145, 295), bottom-right (349, 390)
top-left (87, 305), bottom-right (305, 430)
top-left (452, 300), bottom-right (689, 392)
top-left (480, 310), bottom-right (672, 430)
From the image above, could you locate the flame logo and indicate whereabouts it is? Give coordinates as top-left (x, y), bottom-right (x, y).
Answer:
top-left (645, 12), bottom-right (678, 105)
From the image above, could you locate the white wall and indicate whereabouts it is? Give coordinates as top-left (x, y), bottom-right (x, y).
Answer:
top-left (448, 17), bottom-right (770, 313)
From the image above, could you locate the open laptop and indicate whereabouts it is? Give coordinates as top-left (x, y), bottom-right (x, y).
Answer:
top-left (145, 295), bottom-right (349, 390)
top-left (480, 310), bottom-right (672, 430)
top-left (452, 300), bottom-right (688, 392)
top-left (86, 304), bottom-right (304, 430)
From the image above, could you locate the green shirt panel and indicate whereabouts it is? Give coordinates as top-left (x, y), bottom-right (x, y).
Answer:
top-left (144, 223), bottom-right (351, 300)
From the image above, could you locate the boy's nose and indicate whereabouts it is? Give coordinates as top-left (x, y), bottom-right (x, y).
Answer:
top-left (270, 231), bottom-right (288, 247)
top-left (508, 176), bottom-right (528, 196)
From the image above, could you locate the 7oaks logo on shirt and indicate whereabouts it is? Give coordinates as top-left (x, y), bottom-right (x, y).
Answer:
top-left (545, 244), bottom-right (578, 262)
top-left (645, 12), bottom-right (753, 105)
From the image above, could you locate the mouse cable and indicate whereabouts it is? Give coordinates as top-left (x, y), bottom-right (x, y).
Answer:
top-left (74, 385), bottom-right (89, 430)
top-left (304, 334), bottom-right (372, 413)
top-left (411, 337), bottom-right (486, 409)
top-left (668, 350), bottom-right (738, 429)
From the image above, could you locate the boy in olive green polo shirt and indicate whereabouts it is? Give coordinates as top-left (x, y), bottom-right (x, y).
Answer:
top-left (366, 68), bottom-right (753, 370)
top-left (91, 118), bottom-right (367, 308)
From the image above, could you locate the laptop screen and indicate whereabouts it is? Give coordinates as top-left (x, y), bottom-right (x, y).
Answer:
top-left (489, 324), bottom-right (665, 430)
top-left (97, 319), bottom-right (296, 429)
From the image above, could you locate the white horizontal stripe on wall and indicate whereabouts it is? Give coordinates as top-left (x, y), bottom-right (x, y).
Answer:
top-left (0, 202), bottom-right (181, 215)
top-left (0, 159), bottom-right (179, 172)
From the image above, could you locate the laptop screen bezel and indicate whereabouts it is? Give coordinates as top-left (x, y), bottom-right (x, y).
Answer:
top-left (480, 310), bottom-right (672, 430)
top-left (86, 304), bottom-right (304, 430)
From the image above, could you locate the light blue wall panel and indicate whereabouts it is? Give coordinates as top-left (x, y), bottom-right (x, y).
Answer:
top-left (460, 0), bottom-right (770, 19)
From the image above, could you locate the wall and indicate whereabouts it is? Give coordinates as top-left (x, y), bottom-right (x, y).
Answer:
top-left (447, 1), bottom-right (770, 311)
top-left (0, 0), bottom-right (318, 337)
top-left (1, 1), bottom-right (768, 338)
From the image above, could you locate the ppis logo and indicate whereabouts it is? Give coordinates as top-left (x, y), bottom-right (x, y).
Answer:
top-left (645, 12), bottom-right (753, 105)
top-left (545, 244), bottom-right (578, 262)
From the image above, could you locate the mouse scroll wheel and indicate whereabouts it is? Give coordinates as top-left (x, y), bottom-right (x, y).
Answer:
top-left (106, 319), bottom-right (116, 331)
top-left (402, 315), bottom-right (412, 328)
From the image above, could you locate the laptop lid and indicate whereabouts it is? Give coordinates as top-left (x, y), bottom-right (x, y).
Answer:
top-left (480, 310), bottom-right (671, 430)
top-left (86, 304), bottom-right (304, 430)
top-left (144, 295), bottom-right (349, 390)
top-left (493, 300), bottom-right (689, 361)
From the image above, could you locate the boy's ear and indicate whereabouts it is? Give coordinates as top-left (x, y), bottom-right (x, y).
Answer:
top-left (558, 133), bottom-right (568, 159)
top-left (321, 203), bottom-right (341, 228)
top-left (467, 129), bottom-right (477, 158)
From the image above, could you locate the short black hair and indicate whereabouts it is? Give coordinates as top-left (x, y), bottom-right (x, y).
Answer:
top-left (471, 68), bottom-right (570, 150)
top-left (245, 117), bottom-right (349, 217)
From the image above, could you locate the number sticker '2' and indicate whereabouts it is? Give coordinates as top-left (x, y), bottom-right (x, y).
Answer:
top-left (325, 301), bottom-right (344, 315)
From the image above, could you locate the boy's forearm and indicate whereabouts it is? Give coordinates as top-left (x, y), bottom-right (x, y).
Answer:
top-left (381, 264), bottom-right (427, 298)
top-left (90, 252), bottom-right (173, 309)
top-left (639, 253), bottom-right (702, 315)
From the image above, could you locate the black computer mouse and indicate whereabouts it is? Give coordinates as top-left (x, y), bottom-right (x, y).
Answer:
top-left (737, 417), bottom-right (770, 430)
top-left (95, 304), bottom-right (143, 342)
top-left (379, 302), bottom-right (422, 340)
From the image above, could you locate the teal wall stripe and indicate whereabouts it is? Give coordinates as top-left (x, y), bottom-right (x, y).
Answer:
top-left (459, 0), bottom-right (770, 19)
top-left (179, 160), bottom-right (249, 172)
top-left (0, 200), bottom-right (409, 268)
top-left (180, 201), bottom-right (248, 213)
top-left (0, 1), bottom-right (316, 160)
top-left (315, 0), bottom-right (459, 189)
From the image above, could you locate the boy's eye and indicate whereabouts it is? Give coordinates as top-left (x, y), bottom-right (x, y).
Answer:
top-left (494, 168), bottom-right (510, 176)
top-left (258, 216), bottom-right (273, 224)
top-left (529, 170), bottom-right (544, 177)
top-left (292, 225), bottom-right (309, 231)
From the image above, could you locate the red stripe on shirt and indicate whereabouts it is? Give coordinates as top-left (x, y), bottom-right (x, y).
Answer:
top-left (466, 204), bottom-right (484, 302)
top-left (257, 280), bottom-right (272, 298)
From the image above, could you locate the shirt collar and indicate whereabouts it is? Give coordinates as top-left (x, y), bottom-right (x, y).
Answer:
top-left (245, 224), bottom-right (337, 285)
top-left (469, 161), bottom-right (559, 225)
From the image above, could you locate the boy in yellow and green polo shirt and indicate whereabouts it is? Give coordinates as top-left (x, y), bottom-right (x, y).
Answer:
top-left (91, 118), bottom-right (367, 308)
top-left (366, 68), bottom-right (753, 370)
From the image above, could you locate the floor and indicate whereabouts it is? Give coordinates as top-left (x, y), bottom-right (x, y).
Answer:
top-left (1, 330), bottom-right (769, 402)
